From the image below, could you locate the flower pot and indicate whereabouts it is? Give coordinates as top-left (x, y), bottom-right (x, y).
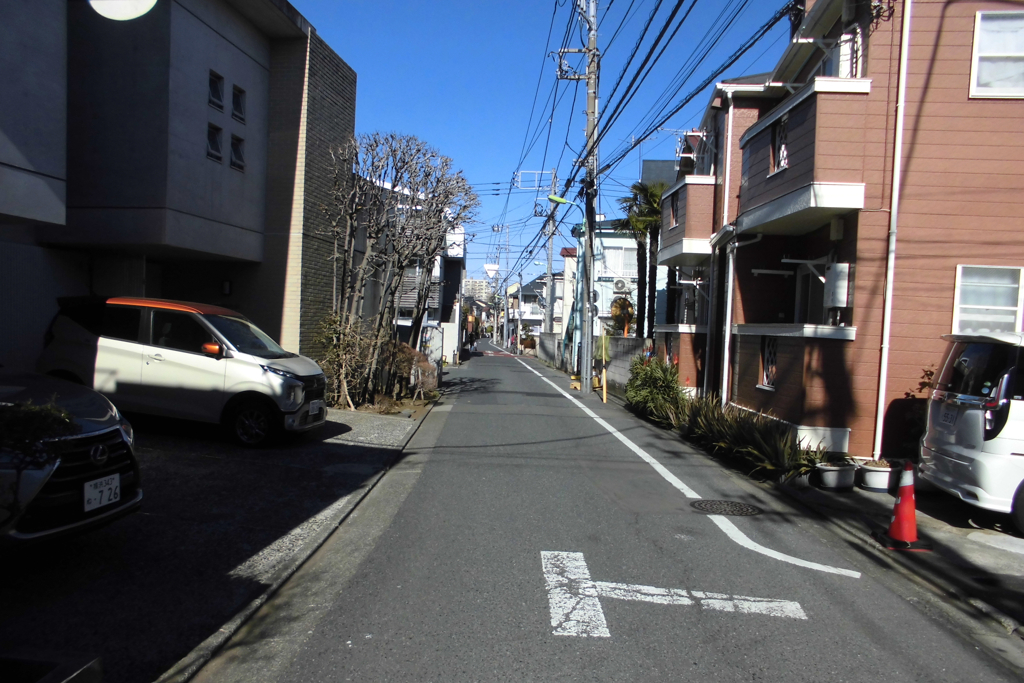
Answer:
top-left (858, 463), bottom-right (893, 492)
top-left (816, 463), bottom-right (856, 491)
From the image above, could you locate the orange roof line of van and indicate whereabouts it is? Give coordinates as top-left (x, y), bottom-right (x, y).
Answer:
top-left (107, 297), bottom-right (241, 317)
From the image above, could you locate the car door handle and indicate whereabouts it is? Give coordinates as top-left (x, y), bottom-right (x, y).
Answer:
top-left (148, 353), bottom-right (164, 362)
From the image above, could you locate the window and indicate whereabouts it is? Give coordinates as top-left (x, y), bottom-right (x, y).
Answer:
top-left (669, 194), bottom-right (678, 228)
top-left (953, 265), bottom-right (1023, 333)
top-left (207, 124), bottom-right (222, 161)
top-left (100, 306), bottom-right (141, 343)
top-left (817, 27), bottom-right (863, 78)
top-left (600, 246), bottom-right (638, 278)
top-left (971, 12), bottom-right (1024, 98)
top-left (794, 265), bottom-right (825, 324)
top-left (151, 311), bottom-right (215, 354)
top-left (770, 115), bottom-right (788, 174)
top-left (209, 71), bottom-right (224, 110)
top-left (230, 135), bottom-right (245, 171)
top-left (760, 337), bottom-right (778, 389)
top-left (232, 85), bottom-right (246, 122)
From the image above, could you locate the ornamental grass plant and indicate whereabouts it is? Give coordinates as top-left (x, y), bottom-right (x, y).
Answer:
top-left (684, 393), bottom-right (826, 482)
top-left (624, 355), bottom-right (688, 429)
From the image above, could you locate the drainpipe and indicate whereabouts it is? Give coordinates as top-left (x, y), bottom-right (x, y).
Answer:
top-left (872, 0), bottom-right (914, 460)
top-left (720, 233), bottom-right (763, 406)
top-left (716, 91), bottom-right (738, 406)
top-left (702, 246), bottom-right (718, 396)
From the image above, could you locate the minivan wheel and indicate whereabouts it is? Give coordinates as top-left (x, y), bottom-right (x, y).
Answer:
top-left (231, 400), bottom-right (278, 447)
top-left (1011, 485), bottom-right (1024, 534)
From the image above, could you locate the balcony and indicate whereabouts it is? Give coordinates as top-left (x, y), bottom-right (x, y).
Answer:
top-left (736, 77), bottom-right (871, 236)
top-left (658, 175), bottom-right (715, 267)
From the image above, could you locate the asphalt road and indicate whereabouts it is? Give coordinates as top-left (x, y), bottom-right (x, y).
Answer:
top-left (195, 341), bottom-right (1023, 682)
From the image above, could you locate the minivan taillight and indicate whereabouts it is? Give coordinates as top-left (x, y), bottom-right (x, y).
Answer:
top-left (984, 374), bottom-right (1013, 440)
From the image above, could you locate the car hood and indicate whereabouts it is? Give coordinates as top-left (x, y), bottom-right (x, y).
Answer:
top-left (259, 355), bottom-right (323, 378)
top-left (0, 373), bottom-right (121, 436)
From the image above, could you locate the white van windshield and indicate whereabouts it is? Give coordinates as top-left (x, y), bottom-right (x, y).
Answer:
top-left (936, 341), bottom-right (1017, 397)
top-left (205, 315), bottom-right (296, 360)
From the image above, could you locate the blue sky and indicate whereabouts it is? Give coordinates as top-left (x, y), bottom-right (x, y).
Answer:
top-left (294, 0), bottom-right (794, 286)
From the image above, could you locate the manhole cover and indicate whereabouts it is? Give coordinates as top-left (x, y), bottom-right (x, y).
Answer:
top-left (690, 500), bottom-right (763, 516)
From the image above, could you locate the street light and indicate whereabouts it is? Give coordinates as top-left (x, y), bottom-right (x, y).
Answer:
top-left (89, 0), bottom-right (159, 21)
top-left (547, 195), bottom-right (594, 395)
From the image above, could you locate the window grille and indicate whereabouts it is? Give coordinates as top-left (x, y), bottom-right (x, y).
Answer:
top-left (954, 265), bottom-right (1023, 333)
top-left (761, 337), bottom-right (778, 388)
top-left (971, 12), bottom-right (1024, 98)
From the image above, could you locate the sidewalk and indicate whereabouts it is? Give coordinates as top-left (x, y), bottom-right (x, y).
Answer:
top-left (778, 476), bottom-right (1024, 633)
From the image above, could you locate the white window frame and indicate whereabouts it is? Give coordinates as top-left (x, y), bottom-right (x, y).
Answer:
top-left (768, 114), bottom-right (788, 176)
top-left (970, 11), bottom-right (1024, 99)
top-left (759, 336), bottom-right (778, 391)
top-left (952, 264), bottom-right (1024, 334)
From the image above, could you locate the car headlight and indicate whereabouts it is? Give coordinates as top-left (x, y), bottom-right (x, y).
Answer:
top-left (261, 365), bottom-right (300, 380)
top-left (119, 420), bottom-right (135, 448)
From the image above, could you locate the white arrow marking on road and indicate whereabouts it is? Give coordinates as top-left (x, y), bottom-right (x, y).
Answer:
top-left (517, 358), bottom-right (860, 579)
top-left (541, 551), bottom-right (807, 637)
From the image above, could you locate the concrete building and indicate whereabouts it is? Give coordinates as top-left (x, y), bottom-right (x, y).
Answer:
top-left (462, 278), bottom-right (492, 301)
top-left (656, 0), bottom-right (1024, 458)
top-left (1, 0), bottom-right (356, 370)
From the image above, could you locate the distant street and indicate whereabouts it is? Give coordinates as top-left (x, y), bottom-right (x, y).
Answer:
top-left (193, 341), bottom-right (1020, 682)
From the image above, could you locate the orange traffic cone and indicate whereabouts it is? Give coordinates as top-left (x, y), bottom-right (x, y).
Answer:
top-left (872, 461), bottom-right (932, 551)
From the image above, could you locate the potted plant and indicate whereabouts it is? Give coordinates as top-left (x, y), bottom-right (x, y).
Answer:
top-left (856, 458), bottom-right (895, 492)
top-left (816, 454), bottom-right (857, 491)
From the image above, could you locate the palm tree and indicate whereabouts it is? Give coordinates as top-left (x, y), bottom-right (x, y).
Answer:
top-left (615, 181), bottom-right (667, 338)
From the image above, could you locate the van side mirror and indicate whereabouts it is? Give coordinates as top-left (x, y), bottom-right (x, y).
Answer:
top-left (202, 342), bottom-right (222, 357)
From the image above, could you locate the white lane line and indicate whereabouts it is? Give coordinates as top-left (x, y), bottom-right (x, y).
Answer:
top-left (541, 551), bottom-right (807, 637)
top-left (708, 515), bottom-right (860, 578)
top-left (519, 359), bottom-right (860, 579)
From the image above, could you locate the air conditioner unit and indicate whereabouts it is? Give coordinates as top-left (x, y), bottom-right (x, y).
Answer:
top-left (613, 279), bottom-right (628, 292)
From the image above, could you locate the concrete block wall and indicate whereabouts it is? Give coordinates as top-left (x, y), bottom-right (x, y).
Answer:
top-left (600, 337), bottom-right (646, 391)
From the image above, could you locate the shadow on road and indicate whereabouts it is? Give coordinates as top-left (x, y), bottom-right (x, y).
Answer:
top-left (0, 413), bottom-right (406, 683)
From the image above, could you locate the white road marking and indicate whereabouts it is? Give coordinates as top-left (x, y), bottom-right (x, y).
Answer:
top-left (541, 551), bottom-right (807, 637)
top-left (517, 358), bottom-right (860, 579)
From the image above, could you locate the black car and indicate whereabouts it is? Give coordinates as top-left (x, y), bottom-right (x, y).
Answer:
top-left (0, 373), bottom-right (142, 542)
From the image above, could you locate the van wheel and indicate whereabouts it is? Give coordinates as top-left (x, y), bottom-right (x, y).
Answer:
top-left (230, 400), bottom-right (278, 447)
top-left (1012, 486), bottom-right (1024, 534)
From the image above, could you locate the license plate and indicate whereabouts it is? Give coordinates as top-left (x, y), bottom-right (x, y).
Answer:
top-left (309, 399), bottom-right (325, 416)
top-left (84, 473), bottom-right (120, 512)
top-left (940, 404), bottom-right (959, 427)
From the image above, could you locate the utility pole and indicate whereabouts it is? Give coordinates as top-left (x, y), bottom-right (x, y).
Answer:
top-left (544, 169), bottom-right (557, 334)
top-left (558, 0), bottom-right (599, 394)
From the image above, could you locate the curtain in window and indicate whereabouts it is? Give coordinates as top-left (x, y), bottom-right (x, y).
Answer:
top-left (957, 266), bottom-right (1021, 333)
top-left (977, 14), bottom-right (1024, 91)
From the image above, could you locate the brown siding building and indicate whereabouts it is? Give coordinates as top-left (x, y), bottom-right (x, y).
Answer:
top-left (657, 0), bottom-right (1024, 459)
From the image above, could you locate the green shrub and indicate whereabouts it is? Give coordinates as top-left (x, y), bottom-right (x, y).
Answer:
top-left (625, 355), bottom-right (688, 428)
top-left (684, 394), bottom-right (826, 481)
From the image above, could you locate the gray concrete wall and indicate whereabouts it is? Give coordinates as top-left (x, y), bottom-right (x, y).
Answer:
top-left (0, 0), bottom-right (67, 226)
top-left (165, 0), bottom-right (270, 261)
top-left (538, 333), bottom-right (563, 369)
top-left (0, 243), bottom-right (89, 371)
top-left (602, 336), bottom-right (646, 392)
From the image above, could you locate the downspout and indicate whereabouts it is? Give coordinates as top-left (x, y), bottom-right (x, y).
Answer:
top-left (872, 0), bottom-right (914, 460)
top-left (720, 233), bottom-right (763, 406)
top-left (704, 92), bottom-right (735, 398)
top-left (717, 91), bottom-right (737, 406)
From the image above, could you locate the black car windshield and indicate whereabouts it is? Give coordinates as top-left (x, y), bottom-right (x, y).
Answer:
top-left (205, 315), bottom-right (296, 359)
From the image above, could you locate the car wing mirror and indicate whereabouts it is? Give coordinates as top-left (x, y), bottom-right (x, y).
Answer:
top-left (202, 342), bottom-right (222, 357)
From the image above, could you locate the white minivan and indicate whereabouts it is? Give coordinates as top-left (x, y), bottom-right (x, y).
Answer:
top-left (38, 297), bottom-right (328, 446)
top-left (919, 332), bottom-right (1024, 530)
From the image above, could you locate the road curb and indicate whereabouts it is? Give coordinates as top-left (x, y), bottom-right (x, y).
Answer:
top-left (153, 401), bottom-right (438, 683)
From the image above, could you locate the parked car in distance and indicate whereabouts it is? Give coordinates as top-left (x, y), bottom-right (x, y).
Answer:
top-left (38, 297), bottom-right (328, 446)
top-left (0, 372), bottom-right (142, 542)
top-left (920, 333), bottom-right (1024, 531)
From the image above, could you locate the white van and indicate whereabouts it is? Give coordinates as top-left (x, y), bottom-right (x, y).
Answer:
top-left (38, 297), bottom-right (327, 446)
top-left (919, 333), bottom-right (1024, 530)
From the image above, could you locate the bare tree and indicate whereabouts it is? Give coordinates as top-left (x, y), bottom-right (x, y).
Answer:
top-left (318, 133), bottom-right (478, 406)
